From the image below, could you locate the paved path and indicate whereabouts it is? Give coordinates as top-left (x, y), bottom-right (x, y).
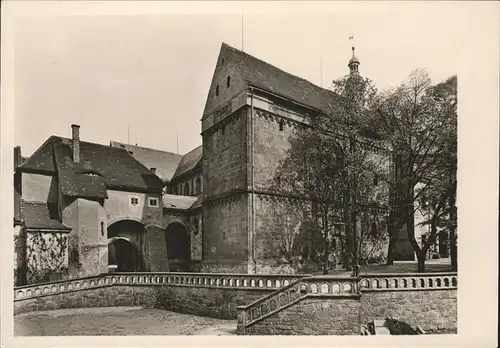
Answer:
top-left (15, 307), bottom-right (237, 336)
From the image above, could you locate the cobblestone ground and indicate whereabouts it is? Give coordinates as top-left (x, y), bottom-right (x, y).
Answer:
top-left (15, 307), bottom-right (237, 336)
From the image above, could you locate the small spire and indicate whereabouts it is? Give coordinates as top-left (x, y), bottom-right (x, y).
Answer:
top-left (348, 46), bottom-right (360, 76)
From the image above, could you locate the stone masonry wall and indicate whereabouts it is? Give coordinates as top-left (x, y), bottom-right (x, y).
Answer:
top-left (202, 193), bottom-right (248, 268)
top-left (155, 286), bottom-right (272, 320)
top-left (360, 289), bottom-right (457, 333)
top-left (202, 107), bottom-right (248, 197)
top-left (244, 297), bottom-right (361, 335)
top-left (14, 285), bottom-right (156, 315)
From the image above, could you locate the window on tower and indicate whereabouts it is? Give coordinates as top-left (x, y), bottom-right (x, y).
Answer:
top-left (279, 120), bottom-right (284, 132)
top-left (215, 85), bottom-right (219, 96)
top-left (227, 76), bottom-right (231, 88)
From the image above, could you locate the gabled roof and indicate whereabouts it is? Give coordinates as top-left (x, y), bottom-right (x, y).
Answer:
top-left (19, 136), bottom-right (163, 199)
top-left (22, 201), bottom-right (71, 231)
top-left (110, 141), bottom-right (183, 183)
top-left (203, 43), bottom-right (341, 119)
top-left (173, 145), bottom-right (202, 179)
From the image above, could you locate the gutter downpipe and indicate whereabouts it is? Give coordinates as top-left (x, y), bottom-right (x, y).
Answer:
top-left (250, 87), bottom-right (257, 273)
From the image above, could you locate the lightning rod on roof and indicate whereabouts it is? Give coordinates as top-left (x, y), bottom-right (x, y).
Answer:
top-left (320, 56), bottom-right (323, 87)
top-left (176, 132), bottom-right (179, 154)
top-left (241, 13), bottom-right (244, 52)
top-left (128, 124), bottom-right (130, 145)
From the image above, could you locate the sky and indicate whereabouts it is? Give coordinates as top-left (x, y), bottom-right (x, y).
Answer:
top-left (11, 2), bottom-right (463, 157)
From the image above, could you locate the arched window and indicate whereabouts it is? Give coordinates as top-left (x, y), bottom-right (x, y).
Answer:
top-left (227, 76), bottom-right (231, 88)
top-left (195, 177), bottom-right (201, 194)
top-left (184, 183), bottom-right (190, 196)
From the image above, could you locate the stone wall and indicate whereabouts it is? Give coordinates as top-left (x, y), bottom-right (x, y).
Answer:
top-left (202, 193), bottom-right (249, 270)
top-left (14, 273), bottom-right (301, 318)
top-left (155, 286), bottom-right (272, 319)
top-left (244, 297), bottom-right (361, 335)
top-left (15, 285), bottom-right (156, 315)
top-left (360, 289), bottom-right (457, 333)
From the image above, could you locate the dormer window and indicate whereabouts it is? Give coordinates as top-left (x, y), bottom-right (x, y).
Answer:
top-left (215, 85), bottom-right (219, 96)
top-left (227, 76), bottom-right (231, 88)
top-left (128, 151), bottom-right (133, 155)
top-left (150, 167), bottom-right (157, 174)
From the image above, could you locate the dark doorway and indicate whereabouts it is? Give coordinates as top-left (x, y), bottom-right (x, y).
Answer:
top-left (109, 239), bottom-right (139, 272)
top-left (107, 220), bottom-right (145, 272)
top-left (165, 222), bottom-right (190, 271)
top-left (438, 230), bottom-right (450, 258)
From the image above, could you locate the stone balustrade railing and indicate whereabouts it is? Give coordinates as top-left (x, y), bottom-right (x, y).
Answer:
top-left (359, 272), bottom-right (458, 292)
top-left (237, 272), bottom-right (458, 332)
top-left (237, 275), bottom-right (359, 331)
top-left (14, 272), bottom-right (306, 301)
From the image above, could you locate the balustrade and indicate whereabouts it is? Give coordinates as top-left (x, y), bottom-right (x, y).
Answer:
top-left (14, 272), bottom-right (304, 301)
top-left (358, 273), bottom-right (458, 291)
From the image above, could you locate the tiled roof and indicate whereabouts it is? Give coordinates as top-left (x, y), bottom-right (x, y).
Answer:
top-left (19, 136), bottom-right (163, 200)
top-left (22, 201), bottom-right (71, 231)
top-left (188, 195), bottom-right (203, 211)
top-left (204, 43), bottom-right (341, 118)
top-left (173, 145), bottom-right (202, 179)
top-left (109, 141), bottom-right (183, 183)
top-left (162, 194), bottom-right (198, 210)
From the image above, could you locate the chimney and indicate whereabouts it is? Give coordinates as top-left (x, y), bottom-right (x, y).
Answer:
top-left (14, 146), bottom-right (22, 169)
top-left (71, 124), bottom-right (80, 163)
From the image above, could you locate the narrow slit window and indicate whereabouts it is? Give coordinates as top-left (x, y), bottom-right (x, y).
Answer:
top-left (279, 120), bottom-right (284, 131)
top-left (227, 76), bottom-right (231, 88)
top-left (373, 174), bottom-right (379, 186)
top-left (215, 85), bottom-right (219, 96)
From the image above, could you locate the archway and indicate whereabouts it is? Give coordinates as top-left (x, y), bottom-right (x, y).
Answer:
top-left (165, 222), bottom-right (190, 271)
top-left (108, 238), bottom-right (140, 272)
top-left (108, 220), bottom-right (145, 272)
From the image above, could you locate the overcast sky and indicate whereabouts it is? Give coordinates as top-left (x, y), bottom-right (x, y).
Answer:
top-left (12, 2), bottom-right (463, 157)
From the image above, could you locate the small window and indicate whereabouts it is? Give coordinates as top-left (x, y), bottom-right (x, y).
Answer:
top-left (222, 125), bottom-right (225, 135)
top-left (101, 221), bottom-right (105, 236)
top-left (370, 222), bottom-right (378, 238)
top-left (130, 197), bottom-right (139, 206)
top-left (184, 183), bottom-right (190, 196)
top-left (373, 174), bottom-right (379, 186)
top-left (221, 58), bottom-right (225, 66)
top-left (150, 167), bottom-right (156, 174)
top-left (148, 197), bottom-right (159, 207)
top-left (128, 151), bottom-right (133, 155)
top-left (120, 144), bottom-right (125, 148)
top-left (279, 120), bottom-right (284, 132)
top-left (227, 76), bottom-right (231, 88)
top-left (193, 217), bottom-right (199, 235)
top-left (215, 85), bottom-right (219, 96)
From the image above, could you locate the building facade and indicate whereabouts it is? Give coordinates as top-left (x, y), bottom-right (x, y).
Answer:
top-left (14, 43), bottom-right (430, 284)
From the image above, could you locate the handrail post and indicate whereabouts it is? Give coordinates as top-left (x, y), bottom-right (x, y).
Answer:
top-left (237, 305), bottom-right (247, 335)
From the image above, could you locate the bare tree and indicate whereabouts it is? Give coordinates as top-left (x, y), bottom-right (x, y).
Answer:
top-left (375, 71), bottom-right (457, 271)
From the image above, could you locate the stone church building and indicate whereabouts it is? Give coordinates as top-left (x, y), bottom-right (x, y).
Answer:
top-left (14, 43), bottom-right (420, 285)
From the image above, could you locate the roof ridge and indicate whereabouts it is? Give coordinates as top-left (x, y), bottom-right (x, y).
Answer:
top-left (110, 140), bottom-right (182, 156)
top-left (222, 42), bottom-right (334, 95)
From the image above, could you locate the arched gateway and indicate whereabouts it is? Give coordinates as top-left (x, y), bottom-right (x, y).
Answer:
top-left (107, 220), bottom-right (145, 272)
top-left (165, 222), bottom-right (190, 271)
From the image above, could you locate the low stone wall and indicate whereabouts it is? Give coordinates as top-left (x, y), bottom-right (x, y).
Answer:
top-left (238, 273), bottom-right (458, 335)
top-left (15, 284), bottom-right (156, 315)
top-left (359, 273), bottom-right (457, 333)
top-left (155, 286), bottom-right (271, 319)
top-left (244, 297), bottom-right (361, 335)
top-left (14, 272), bottom-right (303, 318)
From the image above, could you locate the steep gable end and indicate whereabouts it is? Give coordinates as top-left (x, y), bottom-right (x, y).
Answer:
top-left (202, 43), bottom-right (250, 118)
top-left (18, 137), bottom-right (57, 174)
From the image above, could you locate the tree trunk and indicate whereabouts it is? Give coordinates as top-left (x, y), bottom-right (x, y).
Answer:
top-left (323, 236), bottom-right (329, 275)
top-left (416, 250), bottom-right (426, 272)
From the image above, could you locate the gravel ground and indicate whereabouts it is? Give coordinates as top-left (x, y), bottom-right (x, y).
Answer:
top-left (15, 307), bottom-right (236, 336)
